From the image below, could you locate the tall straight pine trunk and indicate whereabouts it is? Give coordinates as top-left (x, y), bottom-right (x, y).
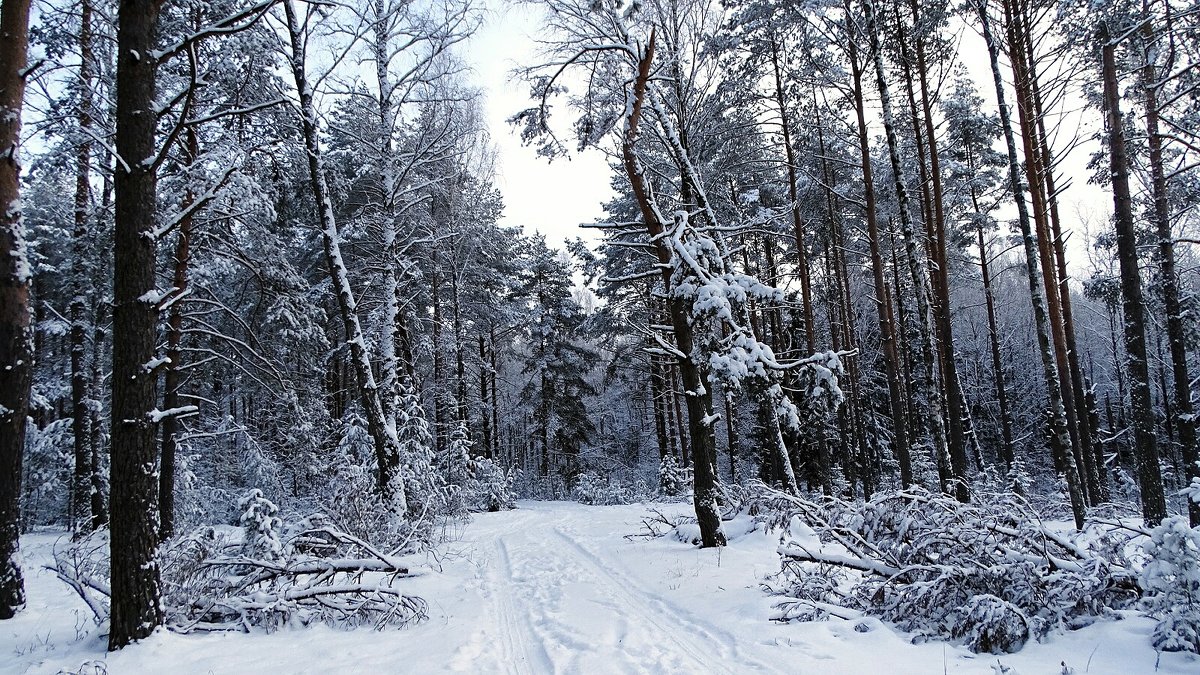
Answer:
top-left (862, 0), bottom-right (958, 499)
top-left (1101, 32), bottom-right (1167, 526)
top-left (0, 0), bottom-right (33, 622)
top-left (844, 8), bottom-right (913, 488)
top-left (71, 0), bottom-right (98, 538)
top-left (1140, 11), bottom-right (1199, 525)
top-left (976, 0), bottom-right (1085, 529)
top-left (110, 0), bottom-right (164, 648)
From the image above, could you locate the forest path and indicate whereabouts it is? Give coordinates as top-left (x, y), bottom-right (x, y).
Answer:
top-left (465, 501), bottom-right (786, 675)
top-left (8, 502), bottom-right (1181, 674)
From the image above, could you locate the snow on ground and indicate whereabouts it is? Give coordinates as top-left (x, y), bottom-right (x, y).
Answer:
top-left (3, 501), bottom-right (1197, 674)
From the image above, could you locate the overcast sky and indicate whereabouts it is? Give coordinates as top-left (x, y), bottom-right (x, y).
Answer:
top-left (464, 2), bottom-right (1108, 271)
top-left (466, 2), bottom-right (615, 249)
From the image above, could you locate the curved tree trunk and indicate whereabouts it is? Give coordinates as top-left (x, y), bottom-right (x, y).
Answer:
top-left (284, 0), bottom-right (408, 516)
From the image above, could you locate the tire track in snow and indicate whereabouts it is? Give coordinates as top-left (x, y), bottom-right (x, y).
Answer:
top-left (493, 539), bottom-right (555, 675)
top-left (552, 526), bottom-right (784, 674)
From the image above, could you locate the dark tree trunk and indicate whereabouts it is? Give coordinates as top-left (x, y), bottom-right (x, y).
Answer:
top-left (862, 0), bottom-right (957, 499)
top-left (109, 0), bottom-right (164, 648)
top-left (1017, 0), bottom-right (1103, 504)
top-left (976, 0), bottom-right (1085, 529)
top-left (1141, 13), bottom-right (1198, 525)
top-left (431, 242), bottom-right (446, 451)
top-left (0, 0), bottom-right (33, 622)
top-left (845, 10), bottom-right (913, 488)
top-left (999, 0), bottom-right (1090, 503)
top-left (977, 223), bottom-right (1015, 468)
top-left (768, 36), bottom-right (815, 353)
top-left (159, 127), bottom-right (198, 541)
top-left (89, 310), bottom-right (107, 529)
top-left (621, 31), bottom-right (724, 547)
top-left (479, 334), bottom-right (492, 458)
top-left (1101, 33), bottom-right (1167, 526)
top-left (906, 0), bottom-right (978, 489)
top-left (71, 0), bottom-right (96, 538)
top-left (489, 329), bottom-right (500, 461)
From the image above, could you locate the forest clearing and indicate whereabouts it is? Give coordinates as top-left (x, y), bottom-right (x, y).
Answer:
top-left (1, 0), bottom-right (1200, 672)
top-left (5, 501), bottom-right (1197, 674)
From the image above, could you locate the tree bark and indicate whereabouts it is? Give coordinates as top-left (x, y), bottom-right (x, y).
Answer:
top-left (1016, 0), bottom-right (1102, 503)
top-left (906, 0), bottom-right (979, 489)
top-left (768, 36), bottom-right (815, 353)
top-left (0, 0), bottom-right (33, 622)
top-left (71, 0), bottom-right (96, 538)
top-left (621, 30), bottom-right (724, 546)
top-left (845, 13), bottom-right (913, 488)
top-left (977, 222), bottom-right (1015, 469)
top-left (109, 0), bottom-right (164, 648)
top-left (998, 0), bottom-right (1090, 503)
top-left (1101, 32), bottom-right (1167, 526)
top-left (158, 127), bottom-right (198, 541)
top-left (976, 0), bottom-right (1085, 529)
top-left (283, 0), bottom-right (408, 516)
top-left (1140, 11), bottom-right (1198, 525)
top-left (862, 0), bottom-right (957, 499)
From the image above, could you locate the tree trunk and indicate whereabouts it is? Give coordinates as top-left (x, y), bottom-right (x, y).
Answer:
top-left (906, 0), bottom-right (978, 489)
top-left (158, 127), bottom-right (198, 541)
top-left (621, 30), bottom-right (724, 546)
top-left (71, 0), bottom-right (96, 539)
top-left (373, 0), bottom-right (404, 428)
top-left (769, 36), bottom-right (815, 353)
top-left (977, 222), bottom-right (1015, 468)
top-left (999, 0), bottom-right (1090, 501)
top-left (1017, 0), bottom-right (1103, 503)
top-left (88, 308), bottom-right (107, 529)
top-left (0, 0), bottom-right (33, 622)
top-left (490, 328), bottom-right (500, 460)
top-left (976, 0), bottom-right (1085, 529)
top-left (284, 0), bottom-right (407, 516)
top-left (845, 11), bottom-right (913, 488)
top-left (1101, 32), bottom-right (1167, 526)
top-left (109, 0), bottom-right (164, 648)
top-left (480, 334), bottom-right (492, 458)
top-left (1141, 12), bottom-right (1198, 525)
top-left (862, 0), bottom-right (957, 499)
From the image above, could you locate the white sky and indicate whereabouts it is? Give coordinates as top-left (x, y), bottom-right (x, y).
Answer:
top-left (465, 1), bottom-right (615, 249)
top-left (463, 2), bottom-right (1108, 272)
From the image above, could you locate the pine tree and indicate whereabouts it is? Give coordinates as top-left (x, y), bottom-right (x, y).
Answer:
top-left (0, 0), bottom-right (33, 622)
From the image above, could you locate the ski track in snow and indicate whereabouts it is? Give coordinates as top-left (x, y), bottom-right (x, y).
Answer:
top-left (7, 502), bottom-right (1197, 675)
top-left (493, 538), bottom-right (555, 675)
top-left (472, 506), bottom-right (767, 675)
top-left (549, 526), bottom-right (781, 674)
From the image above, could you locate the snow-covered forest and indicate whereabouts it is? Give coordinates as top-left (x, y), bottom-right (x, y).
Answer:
top-left (1, 0), bottom-right (1199, 672)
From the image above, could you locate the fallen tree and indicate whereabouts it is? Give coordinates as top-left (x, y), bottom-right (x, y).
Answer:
top-left (723, 483), bottom-right (1199, 654)
top-left (52, 490), bottom-right (428, 634)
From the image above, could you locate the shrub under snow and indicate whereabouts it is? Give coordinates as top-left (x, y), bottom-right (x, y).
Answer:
top-left (53, 490), bottom-right (427, 634)
top-left (743, 484), bottom-right (1144, 654)
top-left (1141, 516), bottom-right (1200, 653)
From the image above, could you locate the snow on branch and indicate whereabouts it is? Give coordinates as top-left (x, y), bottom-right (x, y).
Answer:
top-left (729, 483), bottom-right (1155, 655)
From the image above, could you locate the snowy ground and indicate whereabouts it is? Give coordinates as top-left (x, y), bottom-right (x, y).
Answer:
top-left (3, 501), bottom-right (1196, 674)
